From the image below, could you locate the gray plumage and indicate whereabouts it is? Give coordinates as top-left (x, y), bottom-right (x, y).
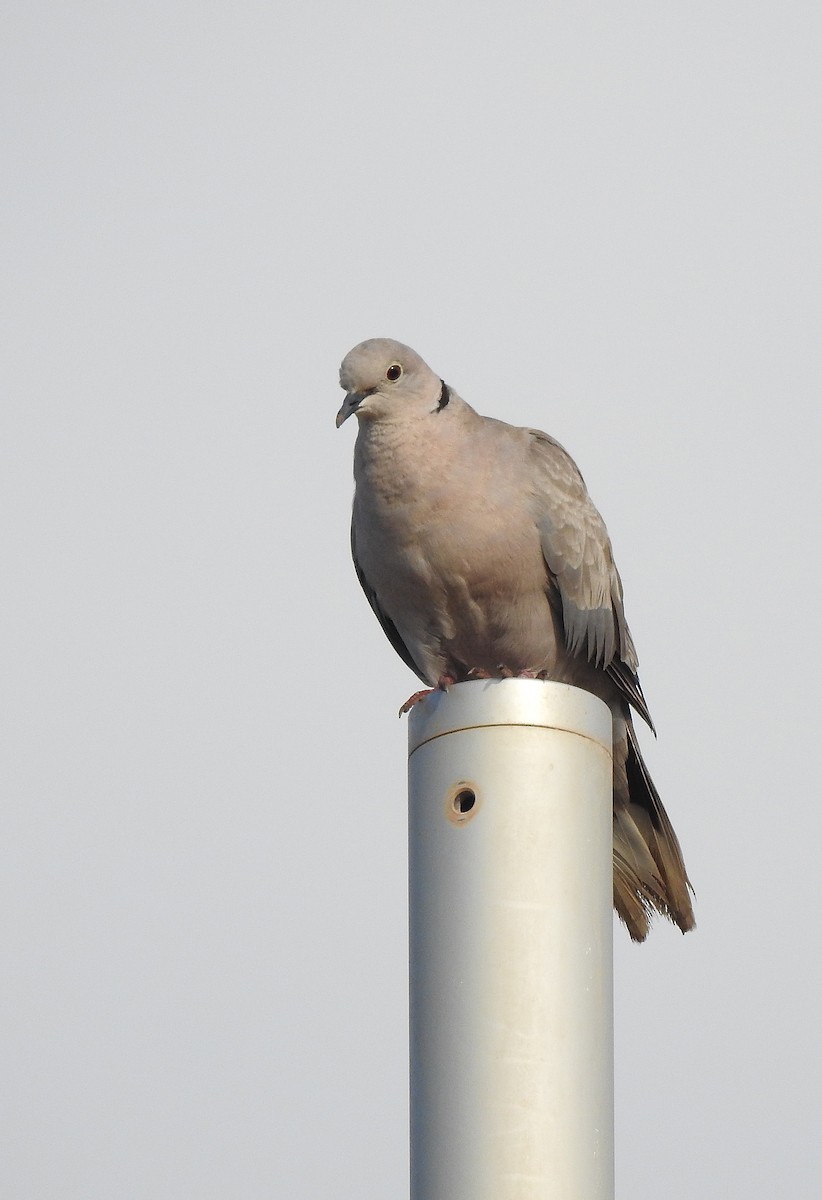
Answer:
top-left (336, 338), bottom-right (694, 941)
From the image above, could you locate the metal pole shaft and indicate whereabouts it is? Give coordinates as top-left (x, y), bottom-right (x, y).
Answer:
top-left (408, 679), bottom-right (614, 1200)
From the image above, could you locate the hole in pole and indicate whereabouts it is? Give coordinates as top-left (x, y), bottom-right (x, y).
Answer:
top-left (446, 782), bottom-right (480, 825)
top-left (453, 788), bottom-right (476, 815)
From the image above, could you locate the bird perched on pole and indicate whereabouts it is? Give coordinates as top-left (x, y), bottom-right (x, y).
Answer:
top-left (336, 337), bottom-right (694, 941)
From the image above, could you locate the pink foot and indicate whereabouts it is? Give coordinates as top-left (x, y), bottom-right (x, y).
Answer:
top-left (398, 674), bottom-right (456, 717)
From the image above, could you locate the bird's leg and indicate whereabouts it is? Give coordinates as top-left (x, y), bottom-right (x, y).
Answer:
top-left (398, 673), bottom-right (456, 717)
top-left (397, 666), bottom-right (540, 716)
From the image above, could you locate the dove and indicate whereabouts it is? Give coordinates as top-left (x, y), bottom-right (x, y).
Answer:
top-left (336, 337), bottom-right (694, 941)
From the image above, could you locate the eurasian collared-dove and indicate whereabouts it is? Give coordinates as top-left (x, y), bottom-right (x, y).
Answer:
top-left (336, 337), bottom-right (694, 941)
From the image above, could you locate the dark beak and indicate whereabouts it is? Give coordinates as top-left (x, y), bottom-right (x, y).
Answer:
top-left (335, 391), bottom-right (368, 428)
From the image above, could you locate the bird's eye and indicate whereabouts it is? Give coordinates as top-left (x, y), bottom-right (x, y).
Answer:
top-left (386, 364), bottom-right (402, 382)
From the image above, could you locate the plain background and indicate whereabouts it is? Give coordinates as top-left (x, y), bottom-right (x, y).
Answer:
top-left (3, 3), bottom-right (821, 1196)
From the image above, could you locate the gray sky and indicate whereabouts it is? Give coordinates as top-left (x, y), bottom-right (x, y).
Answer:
top-left (3, 3), bottom-right (821, 1196)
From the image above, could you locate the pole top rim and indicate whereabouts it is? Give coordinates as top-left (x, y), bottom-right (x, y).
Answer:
top-left (407, 679), bottom-right (613, 756)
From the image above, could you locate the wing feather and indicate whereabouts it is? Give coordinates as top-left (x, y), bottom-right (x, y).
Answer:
top-left (350, 520), bottom-right (426, 682)
top-left (529, 430), bottom-right (654, 729)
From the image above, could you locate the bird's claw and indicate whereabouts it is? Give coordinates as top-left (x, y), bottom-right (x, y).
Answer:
top-left (398, 689), bottom-right (434, 716)
top-left (398, 674), bottom-right (456, 717)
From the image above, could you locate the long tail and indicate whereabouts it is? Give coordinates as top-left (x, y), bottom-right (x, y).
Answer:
top-left (612, 719), bottom-right (695, 941)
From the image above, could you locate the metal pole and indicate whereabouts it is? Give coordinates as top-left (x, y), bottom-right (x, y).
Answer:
top-left (408, 679), bottom-right (614, 1200)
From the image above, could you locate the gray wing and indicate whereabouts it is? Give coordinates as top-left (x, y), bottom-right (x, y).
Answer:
top-left (529, 430), bottom-right (655, 731)
top-left (350, 520), bottom-right (427, 683)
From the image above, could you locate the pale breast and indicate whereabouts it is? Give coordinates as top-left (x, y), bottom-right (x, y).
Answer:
top-left (353, 425), bottom-right (561, 679)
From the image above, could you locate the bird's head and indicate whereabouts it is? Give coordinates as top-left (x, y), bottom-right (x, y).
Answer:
top-left (336, 338), bottom-right (445, 428)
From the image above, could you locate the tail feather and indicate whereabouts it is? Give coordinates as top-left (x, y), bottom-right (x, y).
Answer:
top-left (613, 810), bottom-right (665, 941)
top-left (612, 720), bottom-right (695, 941)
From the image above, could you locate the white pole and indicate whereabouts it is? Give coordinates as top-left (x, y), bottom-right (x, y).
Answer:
top-left (408, 678), bottom-right (614, 1200)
